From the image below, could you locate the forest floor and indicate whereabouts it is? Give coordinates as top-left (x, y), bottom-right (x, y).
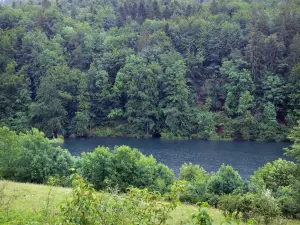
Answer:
top-left (0, 181), bottom-right (299, 225)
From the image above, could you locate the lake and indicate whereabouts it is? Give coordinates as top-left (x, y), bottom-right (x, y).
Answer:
top-left (63, 138), bottom-right (290, 179)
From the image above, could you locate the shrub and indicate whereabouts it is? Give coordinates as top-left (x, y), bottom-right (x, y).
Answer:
top-left (207, 164), bottom-right (243, 195)
top-left (0, 127), bottom-right (74, 183)
top-left (218, 194), bottom-right (242, 218)
top-left (218, 192), bottom-right (281, 224)
top-left (179, 163), bottom-right (208, 182)
top-left (252, 191), bottom-right (281, 225)
top-left (77, 145), bottom-right (175, 193)
top-left (60, 174), bottom-right (186, 225)
top-left (77, 146), bottom-right (114, 190)
top-left (251, 159), bottom-right (297, 192)
top-left (0, 127), bottom-right (22, 180)
top-left (276, 182), bottom-right (300, 219)
top-left (190, 202), bottom-right (213, 225)
top-left (180, 180), bottom-right (208, 204)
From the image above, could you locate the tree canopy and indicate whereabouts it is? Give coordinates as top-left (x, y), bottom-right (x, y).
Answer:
top-left (1, 0), bottom-right (300, 141)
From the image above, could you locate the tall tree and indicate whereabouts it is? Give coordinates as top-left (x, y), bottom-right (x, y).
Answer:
top-left (115, 55), bottom-right (160, 136)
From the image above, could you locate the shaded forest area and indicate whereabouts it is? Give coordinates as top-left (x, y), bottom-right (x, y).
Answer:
top-left (1, 0), bottom-right (300, 140)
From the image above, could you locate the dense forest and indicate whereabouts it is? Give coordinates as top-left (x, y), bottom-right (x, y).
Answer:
top-left (1, 0), bottom-right (300, 140)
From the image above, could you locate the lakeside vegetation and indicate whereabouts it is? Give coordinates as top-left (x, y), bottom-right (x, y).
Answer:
top-left (1, 0), bottom-right (300, 223)
top-left (1, 180), bottom-right (300, 225)
top-left (0, 124), bottom-right (300, 224)
top-left (1, 0), bottom-right (300, 140)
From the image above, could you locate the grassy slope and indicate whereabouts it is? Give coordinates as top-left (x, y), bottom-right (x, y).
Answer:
top-left (0, 181), bottom-right (299, 225)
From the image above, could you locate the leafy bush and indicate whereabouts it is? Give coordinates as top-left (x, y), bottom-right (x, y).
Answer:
top-left (276, 182), bottom-right (300, 219)
top-left (218, 192), bottom-right (281, 224)
top-left (0, 127), bottom-right (74, 183)
top-left (190, 202), bottom-right (213, 225)
top-left (218, 194), bottom-right (242, 218)
top-left (207, 164), bottom-right (243, 195)
top-left (179, 163), bottom-right (208, 182)
top-left (92, 127), bottom-right (114, 137)
top-left (252, 191), bottom-right (281, 225)
top-left (251, 158), bottom-right (297, 192)
top-left (179, 163), bottom-right (210, 203)
top-left (180, 180), bottom-right (208, 204)
top-left (60, 173), bottom-right (186, 225)
top-left (77, 145), bottom-right (175, 192)
top-left (161, 131), bottom-right (189, 140)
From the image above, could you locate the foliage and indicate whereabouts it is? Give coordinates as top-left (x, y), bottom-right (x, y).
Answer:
top-left (0, 0), bottom-right (298, 140)
top-left (219, 192), bottom-right (281, 224)
top-left (208, 164), bottom-right (243, 195)
top-left (251, 159), bottom-right (297, 192)
top-left (0, 126), bottom-right (74, 183)
top-left (60, 173), bottom-right (186, 225)
top-left (179, 163), bottom-right (208, 182)
top-left (190, 202), bottom-right (213, 225)
top-left (285, 120), bottom-right (300, 163)
top-left (77, 145), bottom-right (175, 192)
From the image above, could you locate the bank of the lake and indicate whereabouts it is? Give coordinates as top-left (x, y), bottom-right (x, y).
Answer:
top-left (63, 137), bottom-right (290, 178)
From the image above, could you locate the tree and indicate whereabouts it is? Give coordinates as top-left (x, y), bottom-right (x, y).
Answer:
top-left (208, 164), bottom-right (243, 195)
top-left (288, 64), bottom-right (300, 121)
top-left (237, 90), bottom-right (254, 115)
top-left (252, 158), bottom-right (297, 192)
top-left (30, 65), bottom-right (88, 136)
top-left (0, 61), bottom-right (30, 131)
top-left (137, 1), bottom-right (147, 23)
top-left (285, 121), bottom-right (300, 163)
top-left (71, 112), bottom-right (90, 136)
top-left (290, 33), bottom-right (300, 66)
top-left (152, 1), bottom-right (161, 19)
top-left (222, 60), bottom-right (255, 116)
top-left (0, 127), bottom-right (22, 179)
top-left (159, 52), bottom-right (191, 136)
top-left (246, 25), bottom-right (266, 83)
top-left (30, 74), bottom-right (67, 137)
top-left (87, 64), bottom-right (112, 126)
top-left (0, 127), bottom-right (74, 183)
top-left (115, 55), bottom-right (160, 136)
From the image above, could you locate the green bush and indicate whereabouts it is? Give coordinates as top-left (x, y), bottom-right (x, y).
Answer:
top-left (179, 163), bottom-right (210, 204)
top-left (0, 127), bottom-right (74, 183)
top-left (207, 164), bottom-right (243, 195)
top-left (161, 132), bottom-right (189, 140)
top-left (276, 183), bottom-right (300, 219)
top-left (251, 158), bottom-right (297, 192)
top-left (252, 191), bottom-right (281, 225)
top-left (179, 163), bottom-right (208, 182)
top-left (60, 173), bottom-right (186, 225)
top-left (218, 192), bottom-right (281, 224)
top-left (190, 202), bottom-right (213, 225)
top-left (218, 194), bottom-right (242, 218)
top-left (180, 180), bottom-right (208, 204)
top-left (77, 145), bottom-right (175, 193)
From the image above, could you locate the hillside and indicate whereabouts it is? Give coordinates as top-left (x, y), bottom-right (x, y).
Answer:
top-left (1, 0), bottom-right (300, 140)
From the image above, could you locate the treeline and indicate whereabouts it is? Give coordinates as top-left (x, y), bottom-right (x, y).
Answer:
top-left (0, 125), bottom-right (300, 222)
top-left (1, 0), bottom-right (300, 140)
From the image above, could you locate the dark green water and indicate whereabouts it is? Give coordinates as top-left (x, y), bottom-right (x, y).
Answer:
top-left (63, 138), bottom-right (290, 178)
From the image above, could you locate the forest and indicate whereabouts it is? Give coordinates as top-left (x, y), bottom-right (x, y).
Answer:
top-left (1, 0), bottom-right (300, 141)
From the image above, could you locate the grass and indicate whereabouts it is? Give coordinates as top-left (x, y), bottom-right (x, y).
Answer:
top-left (0, 181), bottom-right (299, 225)
top-left (0, 181), bottom-right (70, 211)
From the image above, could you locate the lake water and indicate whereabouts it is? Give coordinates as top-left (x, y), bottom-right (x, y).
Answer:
top-left (63, 138), bottom-right (290, 179)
